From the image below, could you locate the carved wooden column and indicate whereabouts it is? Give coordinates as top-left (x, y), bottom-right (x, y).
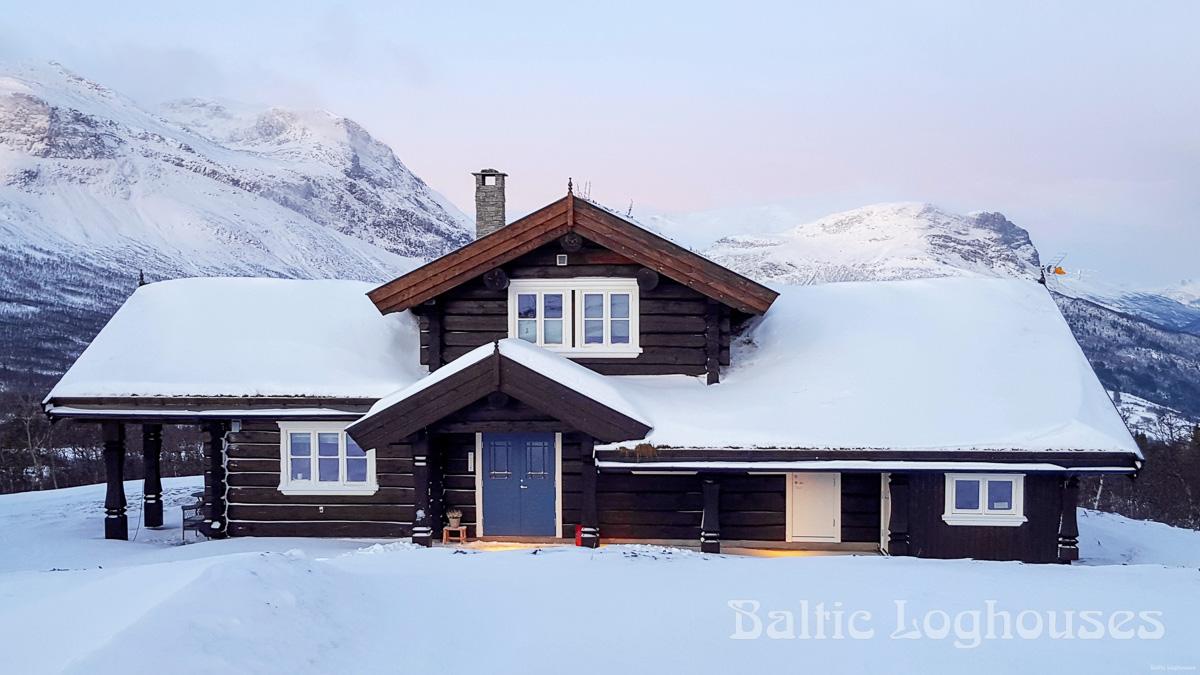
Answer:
top-left (887, 474), bottom-right (910, 556)
top-left (142, 423), bottom-right (164, 528)
top-left (700, 477), bottom-right (721, 553)
top-left (102, 421), bottom-right (128, 540)
top-left (412, 431), bottom-right (432, 547)
top-left (1058, 475), bottom-right (1081, 564)
top-left (580, 436), bottom-right (599, 548)
top-left (201, 421), bottom-right (228, 539)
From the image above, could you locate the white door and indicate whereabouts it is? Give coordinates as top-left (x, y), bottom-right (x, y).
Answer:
top-left (787, 472), bottom-right (841, 542)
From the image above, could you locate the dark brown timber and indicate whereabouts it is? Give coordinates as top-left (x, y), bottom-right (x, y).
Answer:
top-left (142, 423), bottom-right (164, 527)
top-left (102, 421), bottom-right (127, 540)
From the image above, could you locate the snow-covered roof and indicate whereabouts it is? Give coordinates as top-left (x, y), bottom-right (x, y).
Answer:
top-left (47, 275), bottom-right (1138, 457)
top-left (358, 338), bottom-right (650, 427)
top-left (602, 277), bottom-right (1138, 454)
top-left (45, 278), bottom-right (426, 401)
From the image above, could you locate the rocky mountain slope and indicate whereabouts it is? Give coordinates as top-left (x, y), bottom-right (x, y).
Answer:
top-left (0, 62), bottom-right (471, 387)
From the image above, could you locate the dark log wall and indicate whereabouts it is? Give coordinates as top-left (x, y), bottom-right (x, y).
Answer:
top-left (416, 237), bottom-right (734, 377)
top-left (225, 419), bottom-right (415, 538)
top-left (842, 473), bottom-right (883, 543)
top-left (904, 473), bottom-right (1062, 563)
top-left (597, 472), bottom-right (882, 544)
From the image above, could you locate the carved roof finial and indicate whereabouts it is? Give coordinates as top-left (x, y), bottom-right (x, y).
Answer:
top-left (567, 177), bottom-right (573, 195)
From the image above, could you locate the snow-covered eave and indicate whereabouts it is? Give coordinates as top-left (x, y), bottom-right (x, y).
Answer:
top-left (597, 460), bottom-right (1139, 474)
top-left (45, 405), bottom-right (367, 421)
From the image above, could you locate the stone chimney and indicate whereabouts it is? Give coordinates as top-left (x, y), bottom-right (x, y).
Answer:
top-left (473, 169), bottom-right (507, 238)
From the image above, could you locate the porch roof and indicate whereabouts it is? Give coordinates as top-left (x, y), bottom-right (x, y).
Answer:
top-left (346, 339), bottom-right (653, 448)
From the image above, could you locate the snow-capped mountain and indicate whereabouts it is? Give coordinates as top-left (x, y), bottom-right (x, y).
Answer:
top-left (0, 62), bottom-right (471, 385)
top-left (655, 202), bottom-right (1041, 285)
top-left (646, 200), bottom-right (1200, 420)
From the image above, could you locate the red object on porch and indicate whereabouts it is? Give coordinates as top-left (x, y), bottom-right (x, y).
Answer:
top-left (575, 525), bottom-right (582, 546)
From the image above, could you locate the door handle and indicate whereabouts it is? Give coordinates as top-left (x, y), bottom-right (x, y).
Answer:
top-left (520, 484), bottom-right (528, 489)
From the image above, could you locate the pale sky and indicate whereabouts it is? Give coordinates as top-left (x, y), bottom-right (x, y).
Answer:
top-left (2, 1), bottom-right (1197, 287)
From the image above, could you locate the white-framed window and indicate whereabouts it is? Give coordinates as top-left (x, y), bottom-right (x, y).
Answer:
top-left (942, 473), bottom-right (1027, 527)
top-left (277, 422), bottom-right (378, 496)
top-left (508, 278), bottom-right (641, 358)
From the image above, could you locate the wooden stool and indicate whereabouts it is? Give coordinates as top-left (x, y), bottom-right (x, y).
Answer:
top-left (442, 526), bottom-right (467, 544)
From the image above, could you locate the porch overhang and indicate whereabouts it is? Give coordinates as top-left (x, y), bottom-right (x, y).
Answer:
top-left (347, 340), bottom-right (652, 449)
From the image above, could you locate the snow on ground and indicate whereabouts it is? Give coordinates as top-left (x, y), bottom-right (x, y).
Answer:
top-left (2, 478), bottom-right (1198, 674)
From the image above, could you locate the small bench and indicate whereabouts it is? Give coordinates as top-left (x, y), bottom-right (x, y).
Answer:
top-left (442, 526), bottom-right (467, 544)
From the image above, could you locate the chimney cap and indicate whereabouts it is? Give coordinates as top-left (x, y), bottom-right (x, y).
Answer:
top-left (473, 168), bottom-right (508, 177)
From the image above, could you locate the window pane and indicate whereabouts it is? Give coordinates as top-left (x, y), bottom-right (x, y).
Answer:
top-left (988, 480), bottom-right (1013, 511)
top-left (544, 319), bottom-right (563, 344)
top-left (346, 437), bottom-right (366, 457)
top-left (289, 432), bottom-right (310, 457)
top-left (318, 433), bottom-right (339, 456)
top-left (290, 457), bottom-right (311, 481)
top-left (610, 294), bottom-right (630, 319)
top-left (517, 294), bottom-right (537, 319)
top-left (544, 294), bottom-right (563, 319)
top-left (319, 458), bottom-right (339, 482)
top-left (584, 319), bottom-right (604, 344)
top-left (610, 319), bottom-right (630, 344)
top-left (954, 479), bottom-right (981, 510)
top-left (346, 457), bottom-right (368, 482)
top-left (518, 319), bottom-right (537, 342)
top-left (584, 293), bottom-right (603, 318)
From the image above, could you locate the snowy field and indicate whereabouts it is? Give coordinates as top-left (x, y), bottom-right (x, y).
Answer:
top-left (1, 477), bottom-right (1198, 674)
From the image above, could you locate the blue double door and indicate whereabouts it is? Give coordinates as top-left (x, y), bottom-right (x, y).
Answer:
top-left (481, 433), bottom-right (557, 536)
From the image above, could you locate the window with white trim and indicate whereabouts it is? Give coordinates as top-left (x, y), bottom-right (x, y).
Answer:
top-left (278, 422), bottom-right (378, 495)
top-left (508, 278), bottom-right (640, 357)
top-left (942, 473), bottom-right (1027, 527)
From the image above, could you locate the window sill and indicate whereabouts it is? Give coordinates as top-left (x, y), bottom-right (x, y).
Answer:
top-left (544, 347), bottom-right (643, 359)
top-left (941, 514), bottom-right (1028, 527)
top-left (278, 484), bottom-right (380, 497)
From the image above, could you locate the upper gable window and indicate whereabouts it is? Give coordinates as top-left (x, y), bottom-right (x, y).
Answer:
top-left (508, 278), bottom-right (641, 358)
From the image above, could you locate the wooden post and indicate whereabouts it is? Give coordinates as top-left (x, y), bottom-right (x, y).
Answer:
top-left (580, 436), bottom-right (599, 548)
top-left (142, 423), bottom-right (164, 528)
top-left (887, 474), bottom-right (910, 556)
top-left (700, 477), bottom-right (721, 553)
top-left (704, 299), bottom-right (721, 385)
top-left (429, 445), bottom-right (444, 538)
top-left (102, 421), bottom-right (128, 540)
top-left (426, 300), bottom-right (443, 372)
top-left (413, 431), bottom-right (432, 547)
top-left (1058, 475), bottom-right (1080, 564)
top-left (201, 422), bottom-right (228, 539)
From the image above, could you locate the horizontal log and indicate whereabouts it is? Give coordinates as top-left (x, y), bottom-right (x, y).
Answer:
top-left (444, 331), bottom-right (505, 346)
top-left (228, 504), bottom-right (416, 522)
top-left (226, 443), bottom-right (281, 460)
top-left (640, 315), bottom-right (708, 333)
top-left (598, 492), bottom-right (704, 511)
top-left (227, 430), bottom-right (281, 444)
top-left (597, 474), bottom-right (700, 492)
top-left (722, 493), bottom-right (786, 511)
top-left (227, 458), bottom-right (279, 473)
top-left (719, 511), bottom-right (787, 526)
top-left (842, 511), bottom-right (880, 528)
top-left (228, 472), bottom-right (279, 488)
top-left (585, 363), bottom-right (706, 376)
top-left (597, 524), bottom-right (701, 539)
top-left (442, 299), bottom-right (507, 315)
top-left (723, 525), bottom-right (785, 540)
top-left (514, 249), bottom-right (636, 266)
top-left (443, 315), bottom-right (507, 331)
top-left (228, 486), bottom-right (414, 505)
top-left (228, 521), bottom-right (409, 538)
top-left (597, 510), bottom-right (702, 526)
top-left (508, 265), bottom-right (643, 279)
top-left (640, 299), bottom-right (708, 315)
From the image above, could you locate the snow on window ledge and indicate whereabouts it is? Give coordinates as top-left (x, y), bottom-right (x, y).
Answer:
top-left (277, 484), bottom-right (380, 497)
top-left (941, 513), bottom-right (1028, 527)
